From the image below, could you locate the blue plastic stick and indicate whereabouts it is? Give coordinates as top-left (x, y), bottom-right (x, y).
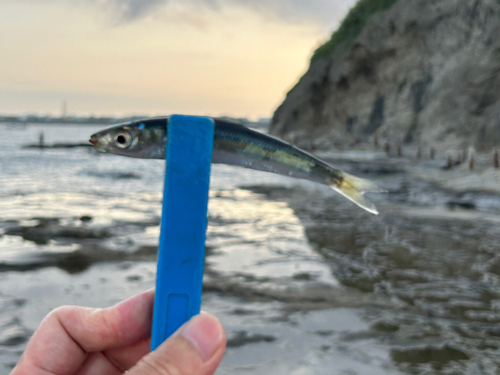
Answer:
top-left (151, 115), bottom-right (215, 351)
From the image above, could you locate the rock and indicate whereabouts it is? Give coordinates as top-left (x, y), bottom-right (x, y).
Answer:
top-left (86, 171), bottom-right (142, 180)
top-left (226, 331), bottom-right (277, 348)
top-left (126, 275), bottom-right (142, 282)
top-left (5, 220), bottom-right (110, 244)
top-left (271, 0), bottom-right (500, 151)
top-left (446, 200), bottom-right (476, 210)
top-left (391, 344), bottom-right (470, 364)
top-left (371, 321), bottom-right (400, 332)
top-left (292, 272), bottom-right (313, 281)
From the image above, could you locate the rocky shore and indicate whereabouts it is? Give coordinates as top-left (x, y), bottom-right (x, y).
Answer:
top-left (271, 0), bottom-right (500, 152)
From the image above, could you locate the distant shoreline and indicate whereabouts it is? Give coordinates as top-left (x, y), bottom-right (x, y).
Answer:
top-left (0, 116), bottom-right (270, 127)
top-left (0, 116), bottom-right (144, 126)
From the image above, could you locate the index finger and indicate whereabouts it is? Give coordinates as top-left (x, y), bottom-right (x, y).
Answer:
top-left (11, 289), bottom-right (155, 375)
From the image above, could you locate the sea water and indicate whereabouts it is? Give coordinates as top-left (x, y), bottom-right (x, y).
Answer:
top-left (1, 123), bottom-right (500, 374)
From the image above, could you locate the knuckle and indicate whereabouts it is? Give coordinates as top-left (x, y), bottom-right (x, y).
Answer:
top-left (43, 305), bottom-right (73, 324)
top-left (49, 305), bottom-right (72, 317)
top-left (97, 308), bottom-right (122, 340)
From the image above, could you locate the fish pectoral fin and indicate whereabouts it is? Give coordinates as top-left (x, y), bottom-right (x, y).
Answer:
top-left (331, 173), bottom-right (382, 215)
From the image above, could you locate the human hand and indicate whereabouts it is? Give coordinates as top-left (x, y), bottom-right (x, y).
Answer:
top-left (11, 289), bottom-right (226, 375)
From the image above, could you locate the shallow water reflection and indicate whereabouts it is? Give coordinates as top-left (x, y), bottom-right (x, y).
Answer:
top-left (245, 177), bottom-right (500, 374)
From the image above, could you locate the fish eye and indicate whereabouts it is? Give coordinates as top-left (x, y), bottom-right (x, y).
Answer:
top-left (114, 131), bottom-right (132, 149)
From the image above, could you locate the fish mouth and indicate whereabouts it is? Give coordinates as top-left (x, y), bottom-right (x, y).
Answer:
top-left (89, 134), bottom-right (99, 147)
top-left (89, 134), bottom-right (105, 152)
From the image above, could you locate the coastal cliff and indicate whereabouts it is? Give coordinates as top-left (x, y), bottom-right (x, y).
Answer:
top-left (270, 0), bottom-right (500, 151)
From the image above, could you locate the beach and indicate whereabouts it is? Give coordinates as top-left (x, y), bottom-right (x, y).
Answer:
top-left (2, 123), bottom-right (500, 374)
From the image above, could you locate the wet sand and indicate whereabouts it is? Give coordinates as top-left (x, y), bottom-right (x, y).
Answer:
top-left (3, 173), bottom-right (500, 374)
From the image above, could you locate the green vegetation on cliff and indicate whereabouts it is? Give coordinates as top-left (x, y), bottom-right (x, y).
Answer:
top-left (312, 0), bottom-right (398, 60)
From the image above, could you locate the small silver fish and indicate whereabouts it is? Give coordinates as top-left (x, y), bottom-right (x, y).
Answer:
top-left (90, 117), bottom-right (379, 214)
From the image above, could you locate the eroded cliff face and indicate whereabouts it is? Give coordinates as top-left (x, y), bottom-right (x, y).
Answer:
top-left (271, 0), bottom-right (500, 151)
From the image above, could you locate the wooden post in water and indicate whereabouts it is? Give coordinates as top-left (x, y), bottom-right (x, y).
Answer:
top-left (397, 144), bottom-right (402, 157)
top-left (430, 148), bottom-right (435, 160)
top-left (469, 153), bottom-right (474, 170)
top-left (384, 142), bottom-right (390, 154)
top-left (39, 132), bottom-right (45, 148)
top-left (494, 149), bottom-right (499, 169)
top-left (446, 155), bottom-right (452, 169)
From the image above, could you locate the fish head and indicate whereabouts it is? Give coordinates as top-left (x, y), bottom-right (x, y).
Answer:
top-left (89, 118), bottom-right (168, 158)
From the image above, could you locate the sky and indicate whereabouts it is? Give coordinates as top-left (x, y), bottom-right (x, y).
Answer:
top-left (0, 0), bottom-right (357, 118)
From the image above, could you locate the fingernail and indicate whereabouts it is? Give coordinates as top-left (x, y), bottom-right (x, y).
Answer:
top-left (181, 313), bottom-right (224, 362)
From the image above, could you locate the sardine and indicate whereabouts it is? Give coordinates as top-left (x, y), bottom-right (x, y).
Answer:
top-left (89, 117), bottom-right (379, 214)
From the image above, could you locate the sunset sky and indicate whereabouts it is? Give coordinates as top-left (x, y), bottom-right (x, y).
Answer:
top-left (0, 0), bottom-right (356, 118)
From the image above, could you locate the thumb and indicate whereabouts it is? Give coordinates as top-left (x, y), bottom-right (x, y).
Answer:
top-left (128, 312), bottom-right (226, 375)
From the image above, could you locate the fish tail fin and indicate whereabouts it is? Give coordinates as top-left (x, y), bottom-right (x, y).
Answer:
top-left (330, 172), bottom-right (380, 215)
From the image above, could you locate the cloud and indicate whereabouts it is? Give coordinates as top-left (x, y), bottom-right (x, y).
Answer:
top-left (87, 0), bottom-right (357, 27)
top-left (88, 0), bottom-right (170, 22)
top-left (230, 0), bottom-right (356, 27)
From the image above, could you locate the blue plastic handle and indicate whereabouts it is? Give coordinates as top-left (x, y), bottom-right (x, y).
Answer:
top-left (151, 115), bottom-right (215, 351)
